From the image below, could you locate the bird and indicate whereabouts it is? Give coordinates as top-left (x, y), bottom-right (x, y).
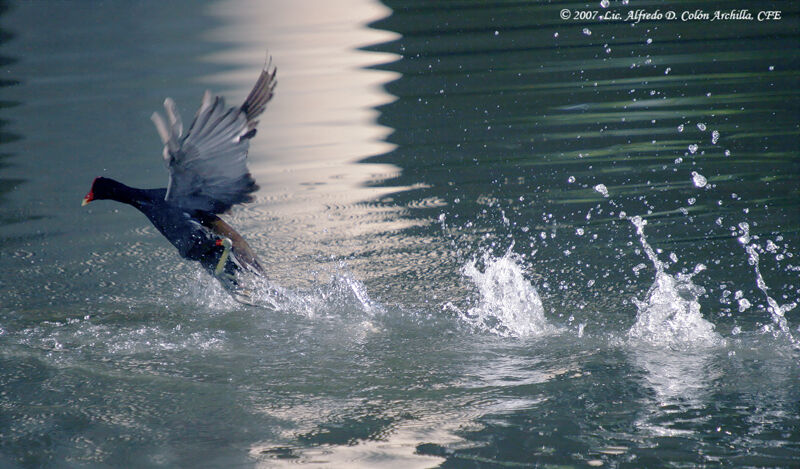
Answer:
top-left (82, 59), bottom-right (277, 304)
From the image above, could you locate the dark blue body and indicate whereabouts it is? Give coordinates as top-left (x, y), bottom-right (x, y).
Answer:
top-left (129, 188), bottom-right (219, 262)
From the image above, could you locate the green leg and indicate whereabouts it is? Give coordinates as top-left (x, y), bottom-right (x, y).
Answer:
top-left (215, 238), bottom-right (233, 276)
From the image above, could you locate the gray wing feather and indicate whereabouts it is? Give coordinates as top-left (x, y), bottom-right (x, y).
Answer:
top-left (150, 60), bottom-right (277, 213)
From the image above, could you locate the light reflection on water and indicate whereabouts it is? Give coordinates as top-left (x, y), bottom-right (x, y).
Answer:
top-left (205, 0), bottom-right (399, 183)
top-left (197, 0), bottom-right (440, 289)
top-left (631, 346), bottom-right (719, 437)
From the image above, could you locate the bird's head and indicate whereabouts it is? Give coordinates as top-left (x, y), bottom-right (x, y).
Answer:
top-left (82, 177), bottom-right (117, 206)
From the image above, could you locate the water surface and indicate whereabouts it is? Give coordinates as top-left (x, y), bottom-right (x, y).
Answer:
top-left (1, 0), bottom-right (798, 467)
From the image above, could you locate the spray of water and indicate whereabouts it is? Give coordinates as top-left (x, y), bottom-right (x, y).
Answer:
top-left (448, 247), bottom-right (555, 338)
top-left (736, 222), bottom-right (798, 346)
top-left (179, 263), bottom-right (383, 319)
top-left (627, 216), bottom-right (723, 348)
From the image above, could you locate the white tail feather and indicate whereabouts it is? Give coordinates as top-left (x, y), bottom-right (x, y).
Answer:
top-left (163, 98), bottom-right (183, 138)
top-left (151, 112), bottom-right (170, 145)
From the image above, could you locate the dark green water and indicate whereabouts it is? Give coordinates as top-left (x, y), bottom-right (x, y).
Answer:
top-left (1, 0), bottom-right (798, 467)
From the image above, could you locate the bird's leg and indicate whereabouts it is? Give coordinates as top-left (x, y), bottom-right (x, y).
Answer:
top-left (214, 237), bottom-right (233, 276)
top-left (211, 237), bottom-right (256, 304)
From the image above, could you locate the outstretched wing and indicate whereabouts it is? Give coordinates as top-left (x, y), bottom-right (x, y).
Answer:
top-left (151, 60), bottom-right (277, 213)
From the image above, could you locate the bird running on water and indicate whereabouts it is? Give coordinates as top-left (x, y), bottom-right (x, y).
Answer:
top-left (82, 58), bottom-right (277, 304)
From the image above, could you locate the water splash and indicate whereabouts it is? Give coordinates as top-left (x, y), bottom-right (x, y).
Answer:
top-left (449, 247), bottom-right (554, 338)
top-left (179, 264), bottom-right (383, 319)
top-left (627, 216), bottom-right (723, 348)
top-left (735, 223), bottom-right (797, 345)
top-left (311, 266), bottom-right (385, 318)
top-left (182, 270), bottom-right (243, 310)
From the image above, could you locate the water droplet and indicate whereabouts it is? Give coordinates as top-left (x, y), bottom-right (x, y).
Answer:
top-left (677, 124), bottom-right (684, 132)
top-left (697, 123), bottom-right (707, 131)
top-left (553, 32), bottom-right (559, 38)
top-left (494, 30), bottom-right (499, 36)
top-left (600, 0), bottom-right (610, 8)
top-left (736, 222), bottom-right (750, 244)
top-left (594, 184), bottom-right (609, 197)
top-left (567, 176), bottom-right (576, 183)
top-left (664, 67), bottom-right (671, 75)
top-left (583, 28), bottom-right (592, 36)
top-left (688, 197), bottom-right (696, 205)
top-left (711, 130), bottom-right (720, 144)
top-left (688, 144), bottom-right (698, 154)
top-left (691, 171), bottom-right (707, 188)
top-left (768, 65), bottom-right (775, 71)
top-left (737, 297), bottom-right (751, 312)
top-left (724, 149), bottom-right (731, 156)
top-left (646, 38), bottom-right (653, 44)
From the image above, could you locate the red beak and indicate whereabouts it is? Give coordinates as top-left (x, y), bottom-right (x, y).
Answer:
top-left (82, 191), bottom-right (94, 206)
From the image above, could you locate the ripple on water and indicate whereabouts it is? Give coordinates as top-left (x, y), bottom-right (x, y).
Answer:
top-left (12, 314), bottom-right (229, 360)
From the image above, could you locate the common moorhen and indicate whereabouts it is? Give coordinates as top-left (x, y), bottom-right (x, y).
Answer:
top-left (82, 59), bottom-right (277, 303)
